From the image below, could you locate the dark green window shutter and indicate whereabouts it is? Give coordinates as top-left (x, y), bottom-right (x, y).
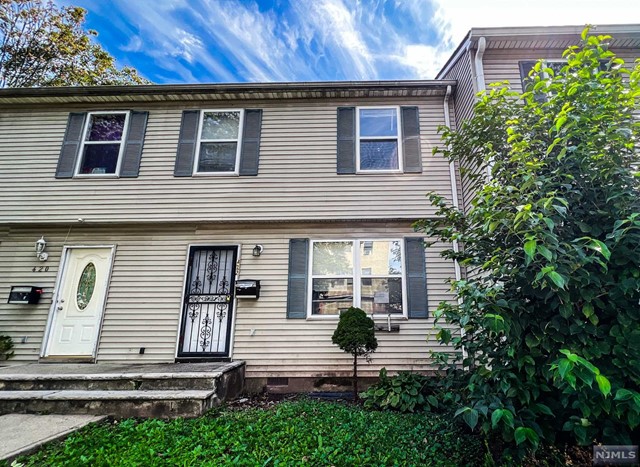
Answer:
top-left (287, 238), bottom-right (309, 319)
top-left (55, 112), bottom-right (87, 178)
top-left (337, 107), bottom-right (356, 174)
top-left (174, 110), bottom-right (200, 177)
top-left (239, 109), bottom-right (262, 176)
top-left (405, 237), bottom-right (428, 318)
top-left (120, 111), bottom-right (148, 178)
top-left (401, 106), bottom-right (422, 173)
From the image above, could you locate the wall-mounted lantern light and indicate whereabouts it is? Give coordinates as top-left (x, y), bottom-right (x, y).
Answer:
top-left (252, 244), bottom-right (263, 257)
top-left (35, 236), bottom-right (48, 262)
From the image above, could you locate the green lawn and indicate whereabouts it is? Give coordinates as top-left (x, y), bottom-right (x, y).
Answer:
top-left (12, 400), bottom-right (486, 466)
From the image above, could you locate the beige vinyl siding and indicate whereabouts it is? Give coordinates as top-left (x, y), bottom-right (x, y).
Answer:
top-left (441, 50), bottom-right (478, 213)
top-left (0, 97), bottom-right (457, 224)
top-left (482, 47), bottom-right (640, 93)
top-left (0, 222), bottom-right (458, 377)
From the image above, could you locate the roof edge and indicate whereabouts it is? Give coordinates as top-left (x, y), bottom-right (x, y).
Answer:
top-left (0, 80), bottom-right (456, 99)
top-left (436, 23), bottom-right (640, 80)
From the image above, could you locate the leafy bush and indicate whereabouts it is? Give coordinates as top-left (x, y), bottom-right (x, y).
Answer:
top-left (332, 307), bottom-right (378, 399)
top-left (16, 400), bottom-right (486, 466)
top-left (414, 28), bottom-right (640, 456)
top-left (0, 335), bottom-right (14, 361)
top-left (362, 367), bottom-right (465, 414)
top-left (362, 368), bottom-right (428, 412)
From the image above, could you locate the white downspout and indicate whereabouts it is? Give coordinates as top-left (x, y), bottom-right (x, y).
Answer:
top-left (474, 37), bottom-right (487, 93)
top-left (474, 37), bottom-right (494, 177)
top-left (443, 84), bottom-right (467, 360)
top-left (443, 85), bottom-right (462, 284)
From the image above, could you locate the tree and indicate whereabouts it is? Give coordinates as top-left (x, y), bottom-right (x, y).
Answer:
top-left (332, 307), bottom-right (378, 400)
top-left (415, 29), bottom-right (640, 454)
top-left (0, 0), bottom-right (148, 87)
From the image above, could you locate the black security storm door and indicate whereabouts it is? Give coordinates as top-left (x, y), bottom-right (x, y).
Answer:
top-left (178, 246), bottom-right (238, 359)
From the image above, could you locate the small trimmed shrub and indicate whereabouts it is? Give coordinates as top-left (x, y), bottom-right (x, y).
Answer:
top-left (332, 307), bottom-right (377, 399)
top-left (0, 335), bottom-right (14, 361)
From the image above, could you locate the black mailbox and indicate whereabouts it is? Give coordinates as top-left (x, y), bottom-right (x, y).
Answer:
top-left (236, 280), bottom-right (260, 299)
top-left (8, 286), bottom-right (43, 304)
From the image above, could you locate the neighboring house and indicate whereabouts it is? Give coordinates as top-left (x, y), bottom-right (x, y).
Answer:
top-left (437, 24), bottom-right (640, 212)
top-left (0, 24), bottom-right (638, 392)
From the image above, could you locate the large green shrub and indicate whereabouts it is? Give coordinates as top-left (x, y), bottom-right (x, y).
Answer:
top-left (332, 307), bottom-right (377, 399)
top-left (415, 28), bottom-right (640, 455)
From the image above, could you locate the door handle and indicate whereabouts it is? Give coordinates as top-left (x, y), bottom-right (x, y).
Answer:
top-left (57, 306), bottom-right (63, 311)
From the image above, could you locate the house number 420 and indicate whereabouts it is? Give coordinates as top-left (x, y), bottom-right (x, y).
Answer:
top-left (32, 266), bottom-right (50, 272)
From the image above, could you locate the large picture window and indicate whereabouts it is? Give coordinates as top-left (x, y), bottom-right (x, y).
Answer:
top-left (76, 111), bottom-right (129, 175)
top-left (195, 110), bottom-right (244, 174)
top-left (357, 107), bottom-right (402, 172)
top-left (309, 239), bottom-right (404, 316)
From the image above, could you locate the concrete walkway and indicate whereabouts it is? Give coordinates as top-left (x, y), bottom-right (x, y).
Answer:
top-left (0, 413), bottom-right (106, 462)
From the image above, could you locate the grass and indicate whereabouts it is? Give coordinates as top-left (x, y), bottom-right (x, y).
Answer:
top-left (10, 400), bottom-right (486, 466)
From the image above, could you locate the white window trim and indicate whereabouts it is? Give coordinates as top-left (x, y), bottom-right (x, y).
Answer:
top-left (74, 111), bottom-right (130, 178)
top-left (356, 106), bottom-right (403, 174)
top-left (193, 109), bottom-right (244, 176)
top-left (306, 238), bottom-right (407, 320)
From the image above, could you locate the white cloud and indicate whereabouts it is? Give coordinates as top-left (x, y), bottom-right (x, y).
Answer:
top-left (120, 35), bottom-right (143, 53)
top-left (174, 30), bottom-right (203, 64)
top-left (391, 44), bottom-right (452, 79)
top-left (433, 0), bottom-right (640, 49)
top-left (293, 0), bottom-right (377, 80)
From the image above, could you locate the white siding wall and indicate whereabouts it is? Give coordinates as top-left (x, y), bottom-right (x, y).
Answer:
top-left (0, 97), bottom-right (456, 224)
top-left (0, 223), bottom-right (458, 377)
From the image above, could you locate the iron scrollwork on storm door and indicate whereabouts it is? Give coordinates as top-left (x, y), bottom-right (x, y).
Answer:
top-left (179, 246), bottom-right (237, 357)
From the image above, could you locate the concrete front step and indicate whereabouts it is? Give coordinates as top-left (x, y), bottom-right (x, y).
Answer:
top-left (0, 361), bottom-right (246, 418)
top-left (0, 373), bottom-right (219, 391)
top-left (0, 390), bottom-right (217, 418)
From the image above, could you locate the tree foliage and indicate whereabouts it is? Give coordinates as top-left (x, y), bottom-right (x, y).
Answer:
top-left (415, 29), bottom-right (640, 454)
top-left (332, 307), bottom-right (378, 399)
top-left (0, 0), bottom-right (148, 87)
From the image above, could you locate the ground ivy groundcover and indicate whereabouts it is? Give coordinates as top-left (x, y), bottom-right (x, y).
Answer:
top-left (12, 400), bottom-right (485, 466)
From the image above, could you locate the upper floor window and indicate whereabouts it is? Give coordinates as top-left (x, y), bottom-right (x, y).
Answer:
top-left (336, 106), bottom-right (421, 175)
top-left (519, 60), bottom-right (562, 86)
top-left (76, 111), bottom-right (130, 176)
top-left (174, 109), bottom-right (262, 177)
top-left (357, 107), bottom-right (402, 172)
top-left (56, 110), bottom-right (148, 179)
top-left (195, 110), bottom-right (244, 174)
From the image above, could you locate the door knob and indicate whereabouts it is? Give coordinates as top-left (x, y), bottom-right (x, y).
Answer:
top-left (57, 306), bottom-right (63, 311)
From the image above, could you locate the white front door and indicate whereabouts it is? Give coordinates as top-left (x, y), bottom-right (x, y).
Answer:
top-left (46, 247), bottom-right (114, 357)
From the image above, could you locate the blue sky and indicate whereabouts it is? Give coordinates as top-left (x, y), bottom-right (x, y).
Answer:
top-left (58, 0), bottom-right (640, 84)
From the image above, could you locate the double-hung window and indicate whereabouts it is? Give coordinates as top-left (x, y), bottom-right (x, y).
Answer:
top-left (309, 239), bottom-right (405, 316)
top-left (357, 107), bottom-right (402, 172)
top-left (76, 111), bottom-right (130, 175)
top-left (195, 110), bottom-right (244, 174)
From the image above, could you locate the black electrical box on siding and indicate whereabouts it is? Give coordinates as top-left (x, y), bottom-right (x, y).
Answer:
top-left (236, 280), bottom-right (260, 299)
top-left (8, 286), bottom-right (43, 304)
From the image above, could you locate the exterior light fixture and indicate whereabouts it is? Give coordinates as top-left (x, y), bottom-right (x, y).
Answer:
top-left (35, 236), bottom-right (48, 261)
top-left (252, 244), bottom-right (263, 257)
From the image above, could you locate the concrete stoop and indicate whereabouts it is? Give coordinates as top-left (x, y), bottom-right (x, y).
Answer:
top-left (0, 361), bottom-right (245, 418)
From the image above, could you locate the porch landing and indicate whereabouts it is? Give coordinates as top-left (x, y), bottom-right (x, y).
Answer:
top-left (0, 361), bottom-right (245, 418)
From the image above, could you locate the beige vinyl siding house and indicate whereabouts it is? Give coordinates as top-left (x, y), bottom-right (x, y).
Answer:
top-left (0, 82), bottom-right (461, 389)
top-left (1, 24), bottom-right (638, 392)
